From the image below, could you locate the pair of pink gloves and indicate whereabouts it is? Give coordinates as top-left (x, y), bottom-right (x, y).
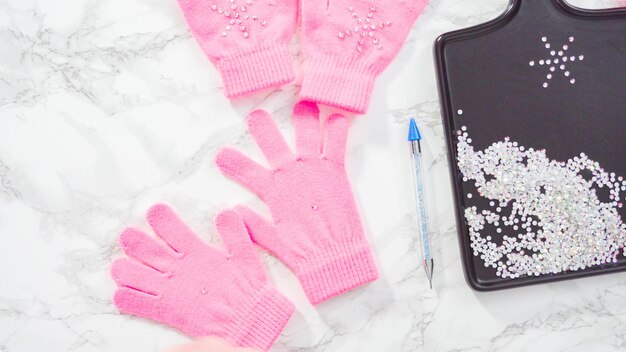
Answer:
top-left (111, 102), bottom-right (379, 351)
top-left (177, 0), bottom-right (429, 114)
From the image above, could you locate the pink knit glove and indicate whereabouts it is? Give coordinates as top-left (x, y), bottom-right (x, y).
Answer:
top-left (216, 101), bottom-right (379, 305)
top-left (300, 0), bottom-right (429, 114)
top-left (176, 0), bottom-right (297, 98)
top-left (110, 204), bottom-right (294, 351)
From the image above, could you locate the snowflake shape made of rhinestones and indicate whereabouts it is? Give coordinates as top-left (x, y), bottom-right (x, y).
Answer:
top-left (336, 5), bottom-right (393, 53)
top-left (528, 35), bottom-right (585, 88)
top-left (456, 128), bottom-right (626, 279)
top-left (209, 0), bottom-right (268, 39)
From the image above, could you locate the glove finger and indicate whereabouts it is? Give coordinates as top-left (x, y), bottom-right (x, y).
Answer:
top-left (235, 205), bottom-right (291, 262)
top-left (145, 204), bottom-right (202, 254)
top-left (216, 147), bottom-right (271, 197)
top-left (247, 110), bottom-right (294, 168)
top-left (215, 209), bottom-right (267, 283)
top-left (119, 228), bottom-right (176, 272)
top-left (113, 286), bottom-right (162, 321)
top-left (293, 101), bottom-right (322, 157)
top-left (110, 258), bottom-right (165, 296)
top-left (322, 113), bottom-right (350, 163)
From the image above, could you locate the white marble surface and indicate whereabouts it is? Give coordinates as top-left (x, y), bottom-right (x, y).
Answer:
top-left (1, 0), bottom-right (626, 351)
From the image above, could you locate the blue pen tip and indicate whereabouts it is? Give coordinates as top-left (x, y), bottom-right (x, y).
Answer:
top-left (408, 118), bottom-right (421, 141)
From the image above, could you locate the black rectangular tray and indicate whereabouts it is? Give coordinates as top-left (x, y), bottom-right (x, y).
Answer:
top-left (434, 0), bottom-right (626, 291)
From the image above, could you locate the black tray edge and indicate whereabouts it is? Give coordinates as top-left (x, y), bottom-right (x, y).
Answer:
top-left (432, 0), bottom-right (626, 292)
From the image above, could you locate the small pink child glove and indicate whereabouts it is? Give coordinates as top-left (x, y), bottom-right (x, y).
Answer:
top-left (110, 204), bottom-right (294, 351)
top-left (176, 0), bottom-right (297, 98)
top-left (216, 101), bottom-right (379, 305)
top-left (300, 0), bottom-right (429, 114)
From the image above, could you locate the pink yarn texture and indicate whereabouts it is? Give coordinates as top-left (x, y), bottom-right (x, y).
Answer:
top-left (216, 101), bottom-right (379, 305)
top-left (110, 204), bottom-right (293, 351)
top-left (176, 0), bottom-right (297, 98)
top-left (300, 0), bottom-right (429, 114)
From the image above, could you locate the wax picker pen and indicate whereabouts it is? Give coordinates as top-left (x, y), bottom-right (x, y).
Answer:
top-left (408, 118), bottom-right (434, 289)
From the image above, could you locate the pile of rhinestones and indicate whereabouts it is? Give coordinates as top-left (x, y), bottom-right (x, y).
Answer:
top-left (456, 129), bottom-right (626, 279)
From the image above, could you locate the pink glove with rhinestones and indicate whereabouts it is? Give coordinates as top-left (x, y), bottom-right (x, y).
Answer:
top-left (110, 204), bottom-right (294, 351)
top-left (300, 0), bottom-right (429, 114)
top-left (215, 102), bottom-right (379, 305)
top-left (176, 0), bottom-right (297, 98)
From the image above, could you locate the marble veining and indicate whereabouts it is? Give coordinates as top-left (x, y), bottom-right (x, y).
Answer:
top-left (1, 0), bottom-right (626, 351)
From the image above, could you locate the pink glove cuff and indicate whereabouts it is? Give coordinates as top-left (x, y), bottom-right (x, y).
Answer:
top-left (226, 285), bottom-right (295, 351)
top-left (295, 240), bottom-right (379, 305)
top-left (300, 55), bottom-right (378, 114)
top-left (219, 43), bottom-right (295, 98)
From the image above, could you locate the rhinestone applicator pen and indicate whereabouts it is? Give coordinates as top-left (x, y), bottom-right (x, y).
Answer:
top-left (408, 118), bottom-right (434, 289)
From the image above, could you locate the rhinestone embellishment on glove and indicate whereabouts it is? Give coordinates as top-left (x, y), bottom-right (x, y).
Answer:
top-left (337, 5), bottom-right (391, 52)
top-left (210, 0), bottom-right (267, 39)
top-left (456, 128), bottom-right (626, 279)
top-left (528, 35), bottom-right (585, 88)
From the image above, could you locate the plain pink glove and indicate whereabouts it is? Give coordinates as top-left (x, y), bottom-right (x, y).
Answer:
top-left (111, 204), bottom-right (294, 351)
top-left (300, 0), bottom-right (429, 114)
top-left (216, 101), bottom-right (379, 305)
top-left (176, 0), bottom-right (297, 98)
